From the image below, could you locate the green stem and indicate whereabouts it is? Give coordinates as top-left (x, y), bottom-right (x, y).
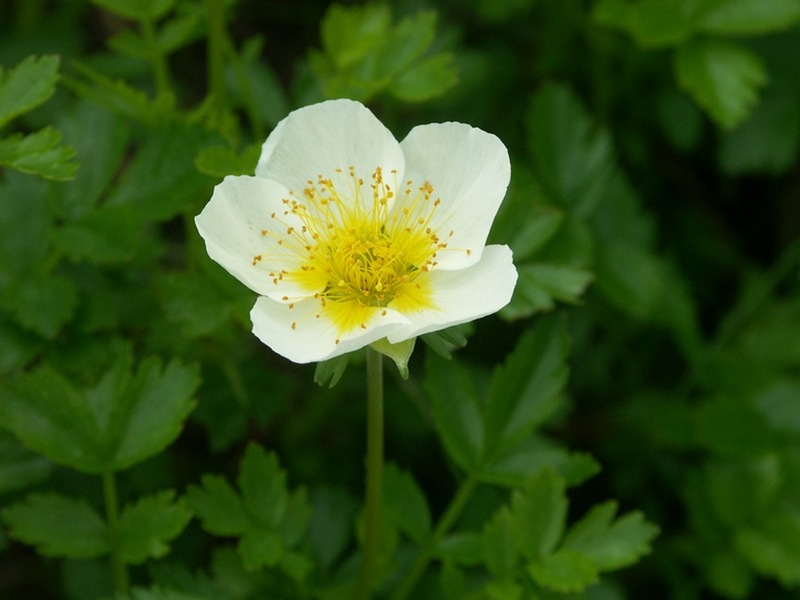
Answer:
top-left (391, 475), bottom-right (478, 600)
top-left (205, 0), bottom-right (226, 109)
top-left (140, 17), bottom-right (171, 95)
top-left (102, 471), bottom-right (130, 595)
top-left (355, 348), bottom-right (384, 600)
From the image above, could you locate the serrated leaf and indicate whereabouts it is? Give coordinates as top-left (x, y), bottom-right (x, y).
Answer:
top-left (0, 55), bottom-right (60, 128)
top-left (511, 469), bottom-right (568, 561)
top-left (482, 507), bottom-right (519, 577)
top-left (91, 0), bottom-right (175, 20)
top-left (483, 316), bottom-right (569, 462)
top-left (699, 0), bottom-right (800, 36)
top-left (55, 204), bottom-right (141, 263)
top-left (0, 127), bottom-right (77, 180)
top-left (383, 463), bottom-right (431, 544)
top-left (107, 124), bottom-right (214, 222)
top-left (0, 351), bottom-right (198, 473)
top-left (1, 493), bottom-right (108, 558)
top-left (527, 549), bottom-right (598, 593)
top-left (238, 444), bottom-right (288, 529)
top-left (323, 3), bottom-right (390, 68)
top-left (528, 84), bottom-right (614, 218)
top-left (3, 273), bottom-right (79, 338)
top-left (502, 264), bottom-right (593, 319)
top-left (592, 0), bottom-right (700, 48)
top-left (55, 101), bottom-right (130, 219)
top-left (674, 38), bottom-right (767, 129)
top-left (426, 352), bottom-right (484, 472)
top-left (188, 444), bottom-right (312, 575)
top-left (562, 501), bottom-right (659, 571)
top-left (117, 491), bottom-right (192, 564)
top-left (482, 439), bottom-right (600, 488)
top-left (65, 62), bottom-right (177, 124)
top-left (508, 206), bottom-right (565, 262)
top-left (390, 53), bottom-right (458, 102)
top-left (195, 144), bottom-right (259, 178)
top-left (186, 474), bottom-right (248, 535)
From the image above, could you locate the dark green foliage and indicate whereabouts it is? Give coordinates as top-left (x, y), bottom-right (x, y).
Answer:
top-left (1, 0), bottom-right (799, 599)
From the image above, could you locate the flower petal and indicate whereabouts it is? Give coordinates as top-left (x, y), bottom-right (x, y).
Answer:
top-left (251, 296), bottom-right (410, 364)
top-left (400, 122), bottom-right (511, 270)
top-left (386, 245), bottom-right (517, 342)
top-left (256, 99), bottom-right (405, 199)
top-left (195, 175), bottom-right (322, 300)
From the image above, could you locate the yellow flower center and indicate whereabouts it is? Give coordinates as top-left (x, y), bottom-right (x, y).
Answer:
top-left (258, 166), bottom-right (455, 338)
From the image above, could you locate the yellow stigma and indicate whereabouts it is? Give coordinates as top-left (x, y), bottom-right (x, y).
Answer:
top-left (260, 166), bottom-right (453, 334)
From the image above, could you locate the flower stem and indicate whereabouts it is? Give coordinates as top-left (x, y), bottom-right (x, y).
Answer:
top-left (355, 347), bottom-right (384, 600)
top-left (140, 16), bottom-right (171, 95)
top-left (102, 471), bottom-right (130, 595)
top-left (391, 475), bottom-right (478, 600)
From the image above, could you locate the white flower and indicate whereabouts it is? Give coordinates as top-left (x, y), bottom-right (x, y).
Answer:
top-left (195, 99), bottom-right (517, 364)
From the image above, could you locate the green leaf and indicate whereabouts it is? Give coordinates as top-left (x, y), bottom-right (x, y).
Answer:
top-left (117, 490), bottom-right (192, 564)
top-left (187, 444), bottom-right (312, 575)
top-left (55, 204), bottom-right (141, 263)
top-left (528, 84), bottom-right (614, 218)
top-left (186, 474), bottom-right (248, 535)
top-left (64, 62), bottom-right (177, 125)
top-left (1, 493), bottom-right (108, 558)
top-left (562, 501), bottom-right (659, 571)
top-left (0, 351), bottom-right (199, 473)
top-left (735, 511), bottom-right (800, 585)
top-left (593, 241), bottom-right (667, 320)
top-left (54, 101), bottom-right (130, 219)
top-left (527, 549), bottom-right (598, 593)
top-left (482, 439), bottom-right (600, 488)
top-left (420, 325), bottom-right (468, 360)
top-left (705, 456), bottom-right (781, 526)
top-left (308, 486), bottom-right (357, 571)
top-left (112, 586), bottom-right (211, 600)
top-left (314, 353), bottom-right (351, 388)
top-left (2, 273), bottom-right (79, 338)
top-left (106, 124), bottom-right (215, 222)
top-left (592, 0), bottom-right (700, 48)
top-left (91, 0), bottom-right (175, 20)
top-left (507, 206), bottom-right (565, 262)
top-left (0, 431), bottom-right (53, 496)
top-left (383, 463), bottom-right (431, 544)
top-left (427, 352), bottom-right (485, 472)
top-left (321, 3), bottom-right (391, 70)
top-left (389, 53), bottom-right (458, 102)
top-left (238, 444), bottom-right (288, 530)
top-left (483, 316), bottom-right (569, 462)
top-left (511, 469), bottom-right (568, 561)
top-left (0, 127), bottom-right (77, 180)
top-left (194, 144), bottom-right (260, 178)
top-left (370, 337), bottom-right (415, 379)
top-left (674, 38), bottom-right (767, 129)
top-left (482, 507), bottom-right (520, 577)
top-left (502, 264), bottom-right (593, 319)
top-left (699, 0), bottom-right (800, 36)
top-left (0, 55), bottom-right (60, 128)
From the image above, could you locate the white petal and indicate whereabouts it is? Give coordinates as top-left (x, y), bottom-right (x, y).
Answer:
top-left (251, 296), bottom-right (411, 364)
top-left (386, 245), bottom-right (517, 342)
top-left (256, 99), bottom-right (405, 199)
top-left (400, 123), bottom-right (511, 270)
top-left (195, 175), bottom-right (322, 300)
